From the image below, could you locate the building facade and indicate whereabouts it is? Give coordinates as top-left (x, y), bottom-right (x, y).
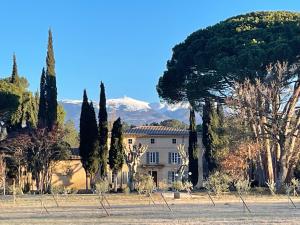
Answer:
top-left (52, 126), bottom-right (204, 190)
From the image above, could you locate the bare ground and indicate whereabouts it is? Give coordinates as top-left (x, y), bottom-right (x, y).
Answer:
top-left (0, 193), bottom-right (300, 224)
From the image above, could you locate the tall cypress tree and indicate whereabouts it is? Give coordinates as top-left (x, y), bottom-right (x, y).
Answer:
top-left (87, 101), bottom-right (100, 187)
top-left (109, 118), bottom-right (124, 192)
top-left (203, 100), bottom-right (227, 177)
top-left (11, 54), bottom-right (19, 84)
top-left (38, 68), bottom-right (47, 128)
top-left (98, 82), bottom-right (108, 178)
top-left (79, 90), bottom-right (90, 190)
top-left (188, 109), bottom-right (199, 186)
top-left (45, 29), bottom-right (57, 130)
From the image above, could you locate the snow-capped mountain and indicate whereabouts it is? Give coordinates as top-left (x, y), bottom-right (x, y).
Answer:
top-left (60, 96), bottom-right (200, 129)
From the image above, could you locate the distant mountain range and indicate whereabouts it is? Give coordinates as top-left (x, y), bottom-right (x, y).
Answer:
top-left (60, 96), bottom-right (201, 129)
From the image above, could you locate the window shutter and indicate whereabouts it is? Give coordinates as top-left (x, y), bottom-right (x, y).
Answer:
top-left (156, 152), bottom-right (159, 164)
top-left (178, 154), bottom-right (181, 165)
top-left (146, 152), bottom-right (150, 164)
top-left (168, 152), bottom-right (171, 164)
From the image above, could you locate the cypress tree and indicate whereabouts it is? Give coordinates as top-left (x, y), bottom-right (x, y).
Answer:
top-left (45, 29), bottom-right (57, 130)
top-left (79, 90), bottom-right (99, 190)
top-left (38, 68), bottom-right (47, 128)
top-left (79, 90), bottom-right (91, 190)
top-left (98, 82), bottom-right (108, 178)
top-left (203, 101), bottom-right (227, 176)
top-left (11, 54), bottom-right (19, 84)
top-left (109, 117), bottom-right (124, 192)
top-left (87, 101), bottom-right (100, 187)
top-left (188, 109), bottom-right (199, 186)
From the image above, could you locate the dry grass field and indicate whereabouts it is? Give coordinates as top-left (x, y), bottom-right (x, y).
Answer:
top-left (0, 193), bottom-right (300, 224)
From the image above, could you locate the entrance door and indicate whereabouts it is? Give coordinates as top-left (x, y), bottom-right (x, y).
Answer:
top-left (148, 171), bottom-right (158, 187)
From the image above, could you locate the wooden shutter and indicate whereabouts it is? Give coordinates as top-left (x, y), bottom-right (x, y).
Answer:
top-left (146, 152), bottom-right (150, 164)
top-left (156, 152), bottom-right (159, 164)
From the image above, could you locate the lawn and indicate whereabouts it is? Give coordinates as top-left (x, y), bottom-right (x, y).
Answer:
top-left (0, 193), bottom-right (299, 224)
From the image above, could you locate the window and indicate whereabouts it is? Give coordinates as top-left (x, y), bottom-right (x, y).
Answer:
top-left (128, 139), bottom-right (132, 144)
top-left (146, 152), bottom-right (159, 164)
top-left (172, 139), bottom-right (176, 144)
top-left (168, 152), bottom-right (181, 164)
top-left (150, 138), bottom-right (155, 144)
top-left (168, 171), bottom-right (176, 183)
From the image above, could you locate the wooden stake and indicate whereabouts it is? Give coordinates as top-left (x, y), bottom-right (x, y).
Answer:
top-left (148, 193), bottom-right (156, 206)
top-left (98, 196), bottom-right (110, 216)
top-left (238, 193), bottom-right (251, 213)
top-left (101, 193), bottom-right (111, 208)
top-left (288, 194), bottom-right (296, 208)
top-left (160, 193), bottom-right (172, 212)
top-left (52, 193), bottom-right (59, 207)
top-left (207, 191), bottom-right (215, 206)
top-left (40, 198), bottom-right (49, 214)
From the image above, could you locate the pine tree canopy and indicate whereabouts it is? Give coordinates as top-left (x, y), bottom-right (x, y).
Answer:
top-left (157, 11), bottom-right (300, 105)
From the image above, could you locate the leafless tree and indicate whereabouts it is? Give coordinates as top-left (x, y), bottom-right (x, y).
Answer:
top-left (125, 144), bottom-right (148, 191)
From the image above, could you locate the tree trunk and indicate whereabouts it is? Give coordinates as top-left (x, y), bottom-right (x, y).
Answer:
top-left (85, 170), bottom-right (89, 191)
top-left (114, 171), bottom-right (118, 192)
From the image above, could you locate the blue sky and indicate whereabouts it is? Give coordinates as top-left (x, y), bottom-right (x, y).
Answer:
top-left (0, 1), bottom-right (299, 102)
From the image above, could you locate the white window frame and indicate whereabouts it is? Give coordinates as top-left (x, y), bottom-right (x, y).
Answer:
top-left (149, 152), bottom-right (158, 164)
top-left (150, 138), bottom-right (155, 144)
top-left (169, 152), bottom-right (181, 164)
top-left (168, 171), bottom-right (175, 183)
top-left (172, 138), bottom-right (176, 144)
top-left (128, 139), bottom-right (132, 144)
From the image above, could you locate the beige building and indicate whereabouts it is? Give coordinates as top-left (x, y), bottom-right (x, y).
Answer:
top-left (52, 126), bottom-right (203, 190)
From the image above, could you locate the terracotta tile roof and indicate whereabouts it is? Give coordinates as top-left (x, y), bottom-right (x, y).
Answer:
top-left (125, 126), bottom-right (189, 136)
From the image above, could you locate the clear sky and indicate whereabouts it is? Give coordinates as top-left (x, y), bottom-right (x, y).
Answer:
top-left (0, 1), bottom-right (299, 102)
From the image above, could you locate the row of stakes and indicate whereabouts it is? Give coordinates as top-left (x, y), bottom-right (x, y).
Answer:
top-left (5, 190), bottom-right (300, 216)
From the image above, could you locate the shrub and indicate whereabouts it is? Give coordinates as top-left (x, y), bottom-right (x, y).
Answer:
top-left (95, 179), bottom-right (110, 194)
top-left (158, 180), bottom-right (169, 191)
top-left (123, 187), bottom-right (130, 195)
top-left (134, 173), bottom-right (154, 194)
top-left (204, 171), bottom-right (231, 195)
top-left (172, 181), bottom-right (184, 192)
top-left (290, 178), bottom-right (299, 196)
top-left (183, 181), bottom-right (193, 192)
top-left (51, 185), bottom-right (65, 194)
top-left (235, 178), bottom-right (251, 194)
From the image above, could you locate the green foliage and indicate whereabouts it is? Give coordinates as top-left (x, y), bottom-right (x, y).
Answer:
top-left (46, 75), bottom-right (57, 130)
top-left (0, 74), bottom-right (37, 129)
top-left (38, 68), bottom-right (47, 127)
top-left (109, 118), bottom-right (124, 173)
top-left (157, 11), bottom-right (300, 104)
top-left (172, 180), bottom-right (184, 192)
top-left (204, 171), bottom-right (231, 195)
top-left (95, 179), bottom-right (110, 193)
top-left (155, 119), bottom-right (188, 129)
top-left (46, 29), bottom-right (55, 77)
top-left (98, 82), bottom-right (109, 177)
top-left (11, 54), bottom-right (20, 84)
top-left (188, 109), bottom-right (198, 186)
top-left (203, 101), bottom-right (229, 177)
top-left (234, 178), bottom-right (251, 194)
top-left (63, 120), bottom-right (79, 148)
top-left (134, 173), bottom-right (155, 194)
top-left (79, 90), bottom-right (99, 177)
top-left (57, 104), bottom-right (66, 128)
